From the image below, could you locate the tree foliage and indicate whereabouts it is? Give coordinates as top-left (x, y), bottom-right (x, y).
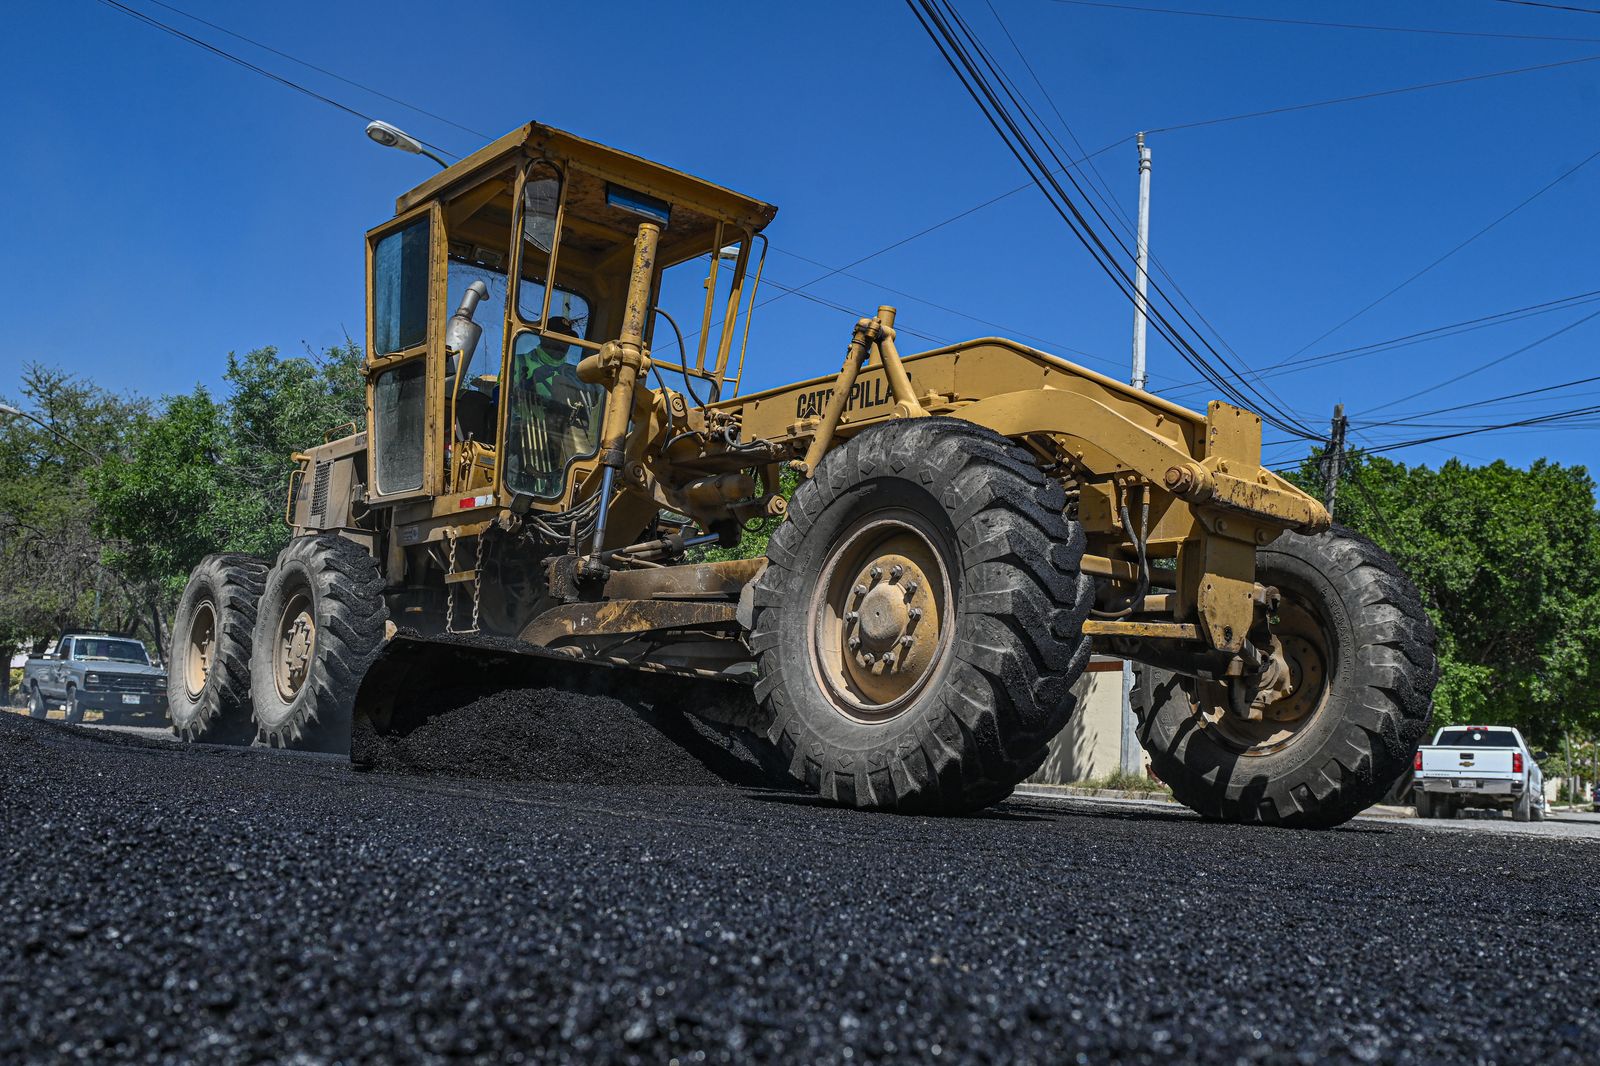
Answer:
top-left (91, 343), bottom-right (365, 606)
top-left (0, 366), bottom-right (151, 697)
top-left (1285, 450), bottom-right (1600, 745)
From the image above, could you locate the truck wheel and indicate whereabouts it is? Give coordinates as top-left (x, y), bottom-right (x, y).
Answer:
top-left (1414, 791), bottom-right (1433, 819)
top-left (1136, 527), bottom-right (1437, 828)
top-left (1512, 791), bottom-right (1532, 822)
top-left (28, 684), bottom-right (47, 720)
top-left (64, 685), bottom-right (84, 725)
top-left (750, 418), bottom-right (1094, 814)
top-left (1531, 799), bottom-right (1546, 823)
top-left (249, 535), bottom-right (388, 752)
top-left (169, 554), bottom-right (270, 743)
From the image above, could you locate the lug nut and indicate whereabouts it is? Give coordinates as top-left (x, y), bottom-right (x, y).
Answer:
top-left (845, 611), bottom-right (858, 623)
top-left (890, 564), bottom-right (904, 581)
top-left (862, 652), bottom-right (876, 665)
top-left (854, 584), bottom-right (868, 597)
top-left (848, 636), bottom-right (861, 651)
top-left (904, 579), bottom-right (919, 597)
top-left (900, 634), bottom-right (914, 647)
top-left (869, 565), bottom-right (882, 580)
top-left (909, 607), bottom-right (923, 622)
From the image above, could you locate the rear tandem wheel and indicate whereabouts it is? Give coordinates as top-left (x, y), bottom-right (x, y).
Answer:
top-left (249, 535), bottom-right (388, 752)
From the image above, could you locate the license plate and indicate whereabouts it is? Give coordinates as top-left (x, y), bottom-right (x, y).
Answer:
top-left (1453, 779), bottom-right (1476, 789)
top-left (121, 694), bottom-right (140, 705)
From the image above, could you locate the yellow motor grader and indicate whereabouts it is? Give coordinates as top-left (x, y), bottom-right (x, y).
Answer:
top-left (167, 121), bottom-right (1436, 826)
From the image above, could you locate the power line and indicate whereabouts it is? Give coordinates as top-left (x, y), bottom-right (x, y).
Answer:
top-left (88, 0), bottom-right (461, 160)
top-left (1357, 305), bottom-right (1600, 416)
top-left (769, 47), bottom-right (1600, 375)
top-left (1284, 143), bottom-right (1600, 359)
top-left (1163, 287), bottom-right (1600, 397)
top-left (1145, 53), bottom-right (1600, 137)
top-left (1361, 403), bottom-right (1600, 453)
top-left (1361, 372), bottom-right (1600, 427)
top-left (907, 0), bottom-right (1326, 439)
top-left (766, 246), bottom-right (1149, 378)
top-left (137, 0), bottom-right (491, 142)
top-left (1496, 0), bottom-right (1600, 14)
top-left (978, 0), bottom-right (1305, 416)
top-left (1045, 0), bottom-right (1600, 43)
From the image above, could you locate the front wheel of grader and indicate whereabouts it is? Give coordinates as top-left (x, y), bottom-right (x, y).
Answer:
top-left (1134, 527), bottom-right (1438, 828)
top-left (750, 417), bottom-right (1096, 814)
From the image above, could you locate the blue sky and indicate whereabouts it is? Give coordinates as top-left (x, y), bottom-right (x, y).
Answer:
top-left (2, 0), bottom-right (1598, 472)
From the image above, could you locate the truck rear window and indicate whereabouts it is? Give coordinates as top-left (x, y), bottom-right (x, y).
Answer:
top-left (1435, 728), bottom-right (1517, 748)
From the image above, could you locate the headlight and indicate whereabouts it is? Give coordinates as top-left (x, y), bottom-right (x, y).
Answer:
top-left (84, 673), bottom-right (101, 687)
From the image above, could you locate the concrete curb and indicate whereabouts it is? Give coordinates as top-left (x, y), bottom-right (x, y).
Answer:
top-left (1015, 784), bottom-right (1420, 822)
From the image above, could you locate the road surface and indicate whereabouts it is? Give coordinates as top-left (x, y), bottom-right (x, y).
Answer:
top-left (3, 709), bottom-right (1595, 1063)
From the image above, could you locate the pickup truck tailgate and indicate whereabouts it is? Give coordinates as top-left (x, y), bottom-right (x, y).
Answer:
top-left (1419, 747), bottom-right (1515, 779)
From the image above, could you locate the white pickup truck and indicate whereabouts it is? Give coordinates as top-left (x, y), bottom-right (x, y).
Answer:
top-left (1413, 725), bottom-right (1545, 822)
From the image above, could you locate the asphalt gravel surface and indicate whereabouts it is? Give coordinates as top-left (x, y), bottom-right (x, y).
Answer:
top-left (3, 707), bottom-right (1597, 1065)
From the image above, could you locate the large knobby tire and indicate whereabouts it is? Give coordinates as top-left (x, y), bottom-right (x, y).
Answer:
top-left (168, 553), bottom-right (269, 743)
top-left (750, 417), bottom-right (1094, 814)
top-left (249, 535), bottom-right (388, 752)
top-left (1136, 526), bottom-right (1437, 828)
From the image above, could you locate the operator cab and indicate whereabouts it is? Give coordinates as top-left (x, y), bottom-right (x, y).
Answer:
top-left (362, 121), bottom-right (777, 514)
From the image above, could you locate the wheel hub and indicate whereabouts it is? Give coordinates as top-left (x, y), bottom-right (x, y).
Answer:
top-left (811, 515), bottom-right (953, 721)
top-left (1206, 592), bottom-right (1333, 755)
top-left (275, 593), bottom-right (316, 701)
top-left (185, 601), bottom-right (217, 698)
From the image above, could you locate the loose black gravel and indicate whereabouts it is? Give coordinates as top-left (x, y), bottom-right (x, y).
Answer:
top-left (352, 682), bottom-right (788, 790)
top-left (3, 710), bottom-right (1596, 1064)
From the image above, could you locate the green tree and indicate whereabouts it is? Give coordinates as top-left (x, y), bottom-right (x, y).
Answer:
top-left (1284, 449), bottom-right (1600, 746)
top-left (90, 342), bottom-right (366, 657)
top-left (0, 365), bottom-right (149, 700)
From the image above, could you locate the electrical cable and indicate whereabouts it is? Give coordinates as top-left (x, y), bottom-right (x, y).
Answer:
top-left (88, 0), bottom-right (461, 159)
top-left (135, 0), bottom-right (492, 141)
top-left (907, 0), bottom-right (1326, 440)
top-left (1044, 0), bottom-right (1600, 44)
top-left (1164, 288), bottom-right (1600, 398)
top-left (1356, 304), bottom-right (1600, 416)
top-left (978, 0), bottom-right (1311, 423)
top-left (1284, 143), bottom-right (1600, 359)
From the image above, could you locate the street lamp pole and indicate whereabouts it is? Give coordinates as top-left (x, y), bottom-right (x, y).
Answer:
top-left (0, 402), bottom-right (102, 463)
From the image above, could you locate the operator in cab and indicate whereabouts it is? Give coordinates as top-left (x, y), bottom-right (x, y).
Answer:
top-left (502, 317), bottom-right (601, 497)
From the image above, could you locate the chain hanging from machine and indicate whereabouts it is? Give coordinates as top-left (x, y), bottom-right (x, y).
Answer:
top-left (442, 528), bottom-right (486, 636)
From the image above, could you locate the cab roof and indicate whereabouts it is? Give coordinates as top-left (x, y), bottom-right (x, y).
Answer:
top-left (394, 121), bottom-right (778, 238)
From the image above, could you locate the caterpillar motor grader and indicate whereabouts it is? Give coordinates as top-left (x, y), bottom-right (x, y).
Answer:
top-left (168, 120), bottom-right (1437, 826)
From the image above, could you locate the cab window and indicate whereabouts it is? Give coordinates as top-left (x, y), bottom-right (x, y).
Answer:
top-left (503, 322), bottom-right (603, 499)
top-left (373, 361), bottom-right (427, 493)
top-left (373, 218), bottom-right (430, 355)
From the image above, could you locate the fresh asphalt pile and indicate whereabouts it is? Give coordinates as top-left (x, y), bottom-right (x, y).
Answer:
top-left (4, 709), bottom-right (1597, 1064)
top-left (352, 681), bottom-right (789, 789)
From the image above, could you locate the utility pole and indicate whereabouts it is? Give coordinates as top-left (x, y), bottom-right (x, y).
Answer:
top-left (1121, 133), bottom-right (1154, 777)
top-left (1324, 403), bottom-right (1347, 518)
top-left (1130, 132), bottom-right (1153, 392)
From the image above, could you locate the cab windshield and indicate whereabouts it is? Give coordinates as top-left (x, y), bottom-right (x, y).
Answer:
top-left (74, 638), bottom-right (150, 664)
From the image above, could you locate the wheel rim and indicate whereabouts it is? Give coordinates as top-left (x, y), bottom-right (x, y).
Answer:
top-left (808, 511), bottom-right (955, 723)
top-left (274, 591), bottom-right (317, 702)
top-left (185, 600), bottom-right (218, 698)
top-left (1198, 584), bottom-right (1333, 756)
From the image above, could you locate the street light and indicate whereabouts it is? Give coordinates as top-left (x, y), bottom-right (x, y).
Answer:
top-left (364, 120), bottom-right (449, 170)
top-left (0, 402), bottom-right (102, 463)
